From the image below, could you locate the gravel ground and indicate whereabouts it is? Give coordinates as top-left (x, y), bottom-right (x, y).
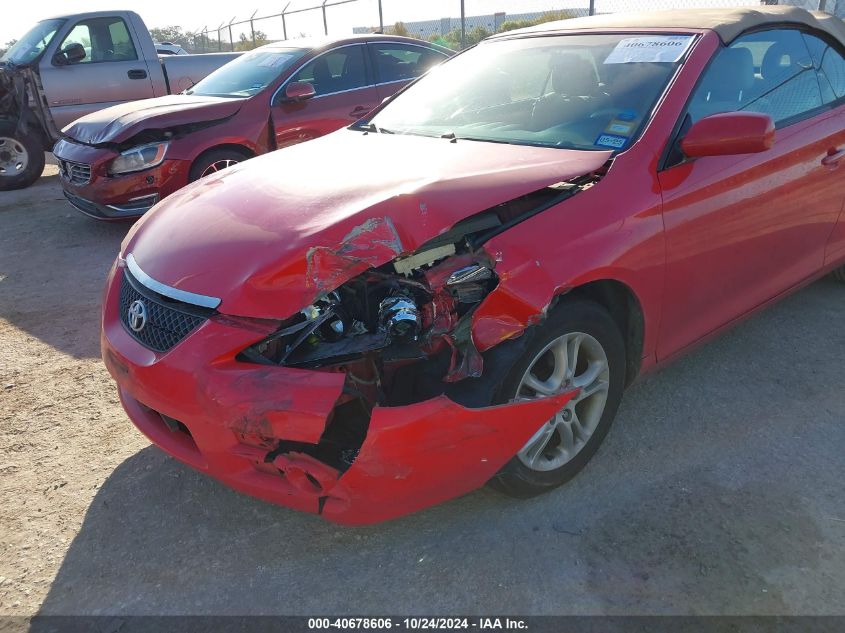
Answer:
top-left (1, 165), bottom-right (844, 617)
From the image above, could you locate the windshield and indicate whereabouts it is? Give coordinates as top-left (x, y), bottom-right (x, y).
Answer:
top-left (363, 33), bottom-right (694, 151)
top-left (188, 48), bottom-right (307, 98)
top-left (1, 18), bottom-right (65, 65)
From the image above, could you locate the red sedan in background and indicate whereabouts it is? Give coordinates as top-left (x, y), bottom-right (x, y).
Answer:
top-left (101, 7), bottom-right (845, 524)
top-left (53, 34), bottom-right (451, 219)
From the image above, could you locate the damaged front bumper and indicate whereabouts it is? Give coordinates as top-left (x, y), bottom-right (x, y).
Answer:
top-left (102, 265), bottom-right (576, 525)
top-left (53, 139), bottom-right (190, 220)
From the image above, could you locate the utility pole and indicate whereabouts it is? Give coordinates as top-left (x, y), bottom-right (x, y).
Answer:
top-left (589, 0), bottom-right (596, 16)
top-left (322, 0), bottom-right (329, 36)
top-left (378, 0), bottom-right (384, 32)
top-left (281, 2), bottom-right (290, 40)
top-left (250, 10), bottom-right (258, 47)
top-left (228, 16), bottom-right (236, 51)
top-left (460, 0), bottom-right (466, 49)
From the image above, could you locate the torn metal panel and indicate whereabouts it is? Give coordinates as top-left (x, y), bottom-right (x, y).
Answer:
top-left (305, 217), bottom-right (404, 296)
top-left (471, 283), bottom-right (552, 352)
top-left (322, 391), bottom-right (577, 525)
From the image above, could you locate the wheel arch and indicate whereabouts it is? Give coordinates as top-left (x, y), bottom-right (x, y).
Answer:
top-left (191, 142), bottom-right (256, 165)
top-left (557, 279), bottom-right (645, 386)
top-left (188, 143), bottom-right (257, 181)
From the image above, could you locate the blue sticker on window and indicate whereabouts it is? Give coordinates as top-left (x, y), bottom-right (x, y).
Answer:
top-left (595, 134), bottom-right (628, 149)
top-left (616, 109), bottom-right (638, 121)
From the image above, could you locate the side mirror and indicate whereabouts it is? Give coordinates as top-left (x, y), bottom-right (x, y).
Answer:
top-left (53, 42), bottom-right (86, 66)
top-left (284, 81), bottom-right (316, 102)
top-left (680, 112), bottom-right (774, 158)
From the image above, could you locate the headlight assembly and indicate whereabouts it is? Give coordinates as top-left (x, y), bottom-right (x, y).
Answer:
top-left (109, 142), bottom-right (169, 175)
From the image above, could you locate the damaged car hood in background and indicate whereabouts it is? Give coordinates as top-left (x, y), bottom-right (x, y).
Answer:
top-left (123, 130), bottom-right (611, 319)
top-left (62, 94), bottom-right (244, 145)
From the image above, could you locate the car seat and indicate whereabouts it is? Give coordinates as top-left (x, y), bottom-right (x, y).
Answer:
top-left (687, 47), bottom-right (755, 121)
top-left (530, 53), bottom-right (610, 131)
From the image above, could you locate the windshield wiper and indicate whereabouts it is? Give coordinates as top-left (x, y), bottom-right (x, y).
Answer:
top-left (355, 122), bottom-right (396, 134)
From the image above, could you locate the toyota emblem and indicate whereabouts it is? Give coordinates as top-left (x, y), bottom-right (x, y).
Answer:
top-left (127, 300), bottom-right (148, 332)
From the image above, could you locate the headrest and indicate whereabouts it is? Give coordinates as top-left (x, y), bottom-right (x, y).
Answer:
top-left (550, 53), bottom-right (600, 97)
top-left (704, 47), bottom-right (754, 99)
top-left (761, 42), bottom-right (795, 80)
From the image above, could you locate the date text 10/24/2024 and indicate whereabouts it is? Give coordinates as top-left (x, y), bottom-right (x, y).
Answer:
top-left (307, 618), bottom-right (528, 630)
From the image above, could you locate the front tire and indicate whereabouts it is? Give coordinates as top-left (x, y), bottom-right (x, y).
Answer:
top-left (449, 299), bottom-right (626, 499)
top-left (0, 122), bottom-right (45, 191)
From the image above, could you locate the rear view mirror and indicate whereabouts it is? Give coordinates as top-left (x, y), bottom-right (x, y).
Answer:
top-left (681, 112), bottom-right (774, 158)
top-left (54, 42), bottom-right (86, 66)
top-left (285, 81), bottom-right (316, 102)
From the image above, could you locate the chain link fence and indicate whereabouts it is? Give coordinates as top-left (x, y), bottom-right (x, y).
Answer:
top-left (174, 0), bottom-right (840, 53)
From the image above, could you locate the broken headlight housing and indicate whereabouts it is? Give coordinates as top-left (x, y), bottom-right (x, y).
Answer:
top-left (109, 142), bottom-right (169, 175)
top-left (240, 254), bottom-right (497, 372)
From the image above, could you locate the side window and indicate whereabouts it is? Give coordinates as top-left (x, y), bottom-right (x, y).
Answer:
top-left (58, 17), bottom-right (137, 63)
top-left (803, 32), bottom-right (845, 102)
top-left (687, 29), bottom-right (821, 126)
top-left (370, 43), bottom-right (447, 84)
top-left (291, 45), bottom-right (369, 96)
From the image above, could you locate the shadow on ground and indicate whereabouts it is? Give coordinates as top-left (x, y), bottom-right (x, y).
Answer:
top-left (0, 170), bottom-right (130, 359)
top-left (34, 280), bottom-right (845, 615)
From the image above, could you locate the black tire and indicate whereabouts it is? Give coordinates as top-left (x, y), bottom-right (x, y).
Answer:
top-left (832, 266), bottom-right (845, 283)
top-left (0, 122), bottom-right (45, 191)
top-left (447, 299), bottom-right (626, 498)
top-left (188, 148), bottom-right (251, 183)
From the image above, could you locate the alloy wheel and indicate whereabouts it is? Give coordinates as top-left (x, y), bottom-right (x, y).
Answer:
top-left (200, 159), bottom-right (239, 178)
top-left (515, 332), bottom-right (610, 471)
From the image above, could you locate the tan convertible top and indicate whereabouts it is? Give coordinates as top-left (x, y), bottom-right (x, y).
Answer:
top-left (499, 6), bottom-right (845, 46)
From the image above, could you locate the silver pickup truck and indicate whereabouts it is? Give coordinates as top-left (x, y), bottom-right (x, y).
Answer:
top-left (0, 10), bottom-right (239, 190)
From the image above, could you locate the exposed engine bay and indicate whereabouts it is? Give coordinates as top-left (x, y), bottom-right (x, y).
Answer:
top-left (240, 249), bottom-right (497, 401)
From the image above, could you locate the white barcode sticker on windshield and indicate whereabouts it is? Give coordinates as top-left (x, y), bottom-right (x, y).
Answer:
top-left (603, 35), bottom-right (695, 64)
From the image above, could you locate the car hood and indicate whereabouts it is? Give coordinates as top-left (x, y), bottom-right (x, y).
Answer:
top-left (62, 94), bottom-right (243, 145)
top-left (123, 130), bottom-right (611, 319)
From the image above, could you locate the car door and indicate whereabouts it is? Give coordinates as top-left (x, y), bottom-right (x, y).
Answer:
top-left (368, 41), bottom-right (450, 100)
top-left (271, 44), bottom-right (379, 148)
top-left (39, 15), bottom-right (155, 129)
top-left (656, 28), bottom-right (845, 359)
top-left (807, 33), bottom-right (845, 268)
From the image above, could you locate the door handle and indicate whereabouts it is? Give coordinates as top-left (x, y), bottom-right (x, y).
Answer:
top-left (349, 106), bottom-right (370, 118)
top-left (127, 69), bottom-right (148, 80)
top-left (821, 148), bottom-right (845, 166)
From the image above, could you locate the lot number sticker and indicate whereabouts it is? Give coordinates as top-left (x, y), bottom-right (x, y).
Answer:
top-left (604, 35), bottom-right (695, 64)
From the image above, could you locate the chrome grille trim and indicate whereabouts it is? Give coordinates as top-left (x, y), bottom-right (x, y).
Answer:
top-left (126, 253), bottom-right (222, 309)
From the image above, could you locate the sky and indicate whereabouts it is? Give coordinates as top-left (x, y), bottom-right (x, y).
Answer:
top-left (1, 0), bottom-right (761, 48)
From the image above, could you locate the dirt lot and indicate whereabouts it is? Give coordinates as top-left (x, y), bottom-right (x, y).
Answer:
top-left (1, 165), bottom-right (844, 617)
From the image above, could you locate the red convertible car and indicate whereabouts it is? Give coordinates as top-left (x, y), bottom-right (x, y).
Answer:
top-left (101, 7), bottom-right (845, 524)
top-left (53, 34), bottom-right (450, 219)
